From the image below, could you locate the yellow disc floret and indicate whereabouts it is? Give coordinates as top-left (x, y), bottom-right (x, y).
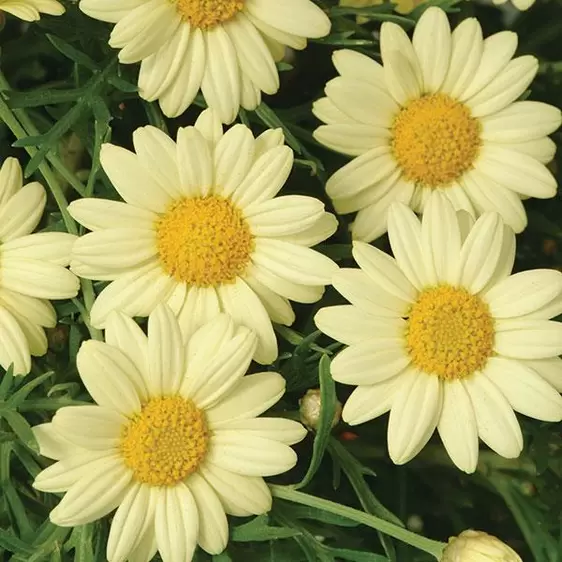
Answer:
top-left (156, 195), bottom-right (254, 286)
top-left (406, 285), bottom-right (495, 380)
top-left (120, 396), bottom-right (209, 486)
top-left (174, 0), bottom-right (244, 28)
top-left (391, 93), bottom-right (481, 188)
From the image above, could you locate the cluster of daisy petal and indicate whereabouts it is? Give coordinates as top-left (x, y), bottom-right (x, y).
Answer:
top-left (0, 0), bottom-right (559, 561)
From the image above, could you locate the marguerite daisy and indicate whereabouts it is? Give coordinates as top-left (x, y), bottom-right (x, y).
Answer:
top-left (33, 307), bottom-right (306, 562)
top-left (0, 158), bottom-right (79, 376)
top-left (313, 6), bottom-right (561, 242)
top-left (67, 109), bottom-right (338, 364)
top-left (0, 0), bottom-right (64, 21)
top-left (314, 192), bottom-right (562, 473)
top-left (78, 0), bottom-right (331, 123)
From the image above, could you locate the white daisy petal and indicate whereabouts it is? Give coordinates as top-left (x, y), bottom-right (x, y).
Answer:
top-left (0, 290), bottom-right (55, 328)
top-left (342, 375), bottom-right (404, 426)
top-left (2, 232), bottom-right (76, 266)
top-left (154, 485), bottom-right (198, 562)
top-left (207, 433), bottom-right (297, 476)
top-left (0, 182), bottom-right (45, 242)
top-left (206, 372), bottom-right (285, 427)
top-left (49, 457), bottom-right (132, 526)
top-left (32, 423), bottom-right (74, 461)
top-left (76, 340), bottom-right (144, 414)
top-left (380, 21), bottom-right (422, 89)
top-left (483, 357), bottom-right (562, 422)
top-left (216, 418), bottom-right (307, 446)
top-left (522, 358), bottom-right (562, 392)
top-left (186, 473), bottom-right (228, 555)
top-left (217, 277), bottom-right (277, 365)
top-left (176, 286), bottom-right (221, 343)
top-left (388, 370), bottom-right (442, 465)
top-left (332, 49), bottom-right (386, 86)
top-left (331, 337), bottom-right (410, 385)
top-left (148, 304), bottom-right (185, 395)
top-left (437, 380), bottom-right (479, 474)
top-left (243, 275), bottom-right (295, 326)
top-left (463, 373), bottom-right (523, 459)
top-left (0, 307), bottom-right (31, 375)
top-left (315, 305), bottom-right (406, 346)
top-left (412, 7), bottom-right (451, 92)
top-left (484, 270), bottom-right (562, 318)
top-left (100, 144), bottom-right (171, 212)
top-left (494, 319), bottom-right (562, 359)
top-left (0, 157), bottom-right (22, 206)
top-left (200, 463), bottom-right (271, 517)
top-left (176, 126), bottom-right (213, 198)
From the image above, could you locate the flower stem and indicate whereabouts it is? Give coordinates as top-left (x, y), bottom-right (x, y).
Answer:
top-left (270, 484), bottom-right (446, 559)
top-left (0, 73), bottom-right (101, 340)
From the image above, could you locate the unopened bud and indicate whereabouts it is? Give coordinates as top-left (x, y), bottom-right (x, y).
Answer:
top-left (299, 388), bottom-right (342, 431)
top-left (441, 530), bottom-right (522, 562)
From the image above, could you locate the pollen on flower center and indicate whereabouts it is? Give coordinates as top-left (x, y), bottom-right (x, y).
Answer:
top-left (405, 285), bottom-right (495, 380)
top-left (174, 0), bottom-right (244, 29)
top-left (120, 396), bottom-right (209, 487)
top-left (391, 93), bottom-right (481, 188)
top-left (155, 195), bottom-right (254, 286)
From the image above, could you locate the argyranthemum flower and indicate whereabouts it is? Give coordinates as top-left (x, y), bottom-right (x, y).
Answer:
top-left (0, 0), bottom-right (64, 21)
top-left (339, 0), bottom-right (425, 15)
top-left (441, 530), bottom-right (522, 562)
top-left (314, 192), bottom-right (562, 473)
top-left (0, 158), bottom-right (79, 376)
top-left (33, 307), bottom-right (306, 562)
top-left (313, 6), bottom-right (561, 242)
top-left (78, 0), bottom-right (331, 123)
top-left (67, 109), bottom-right (338, 364)
top-left (493, 0), bottom-right (535, 11)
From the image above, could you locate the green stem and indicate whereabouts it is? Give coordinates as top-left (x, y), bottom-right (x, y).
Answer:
top-left (270, 485), bottom-right (446, 559)
top-left (0, 75), bottom-right (101, 340)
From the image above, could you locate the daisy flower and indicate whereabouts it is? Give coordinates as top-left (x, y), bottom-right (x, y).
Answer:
top-left (313, 7), bottom-right (561, 242)
top-left (0, 158), bottom-right (79, 376)
top-left (0, 0), bottom-right (64, 21)
top-left (314, 192), bottom-right (562, 473)
top-left (67, 109), bottom-right (338, 364)
top-left (78, 0), bottom-right (331, 123)
top-left (33, 307), bottom-right (306, 562)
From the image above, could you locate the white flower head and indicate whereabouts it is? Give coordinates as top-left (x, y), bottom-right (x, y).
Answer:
top-left (315, 191), bottom-right (562, 473)
top-left (314, 6), bottom-right (561, 242)
top-left (441, 530), bottom-right (522, 562)
top-left (33, 306), bottom-right (306, 562)
top-left (68, 109), bottom-right (338, 365)
top-left (0, 158), bottom-right (79, 375)
top-left (78, 0), bottom-right (331, 123)
top-left (0, 0), bottom-right (64, 21)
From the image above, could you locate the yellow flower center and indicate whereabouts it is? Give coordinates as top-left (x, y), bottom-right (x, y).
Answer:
top-left (156, 195), bottom-right (254, 286)
top-left (405, 285), bottom-right (494, 380)
top-left (391, 93), bottom-right (481, 188)
top-left (120, 396), bottom-right (209, 487)
top-left (174, 0), bottom-right (244, 29)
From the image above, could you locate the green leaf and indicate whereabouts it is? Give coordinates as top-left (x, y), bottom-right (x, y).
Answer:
top-left (232, 515), bottom-right (301, 542)
top-left (46, 35), bottom-right (99, 71)
top-left (297, 355), bottom-right (337, 488)
top-left (7, 88), bottom-right (84, 108)
top-left (0, 364), bottom-right (15, 401)
top-left (322, 546), bottom-right (388, 562)
top-left (253, 102), bottom-right (303, 154)
top-left (8, 371), bottom-right (54, 408)
top-left (2, 410), bottom-right (38, 453)
top-left (0, 529), bottom-right (33, 556)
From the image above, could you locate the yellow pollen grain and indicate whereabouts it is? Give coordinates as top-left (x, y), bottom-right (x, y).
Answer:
top-left (120, 396), bottom-right (209, 487)
top-left (156, 195), bottom-right (254, 287)
top-left (174, 0), bottom-right (244, 29)
top-left (391, 93), bottom-right (481, 188)
top-left (405, 285), bottom-right (495, 380)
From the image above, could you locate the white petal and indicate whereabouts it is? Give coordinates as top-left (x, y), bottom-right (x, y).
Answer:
top-left (154, 485), bottom-right (198, 562)
top-left (49, 458), bottom-right (132, 526)
top-left (484, 269), bottom-right (562, 318)
top-left (76, 340), bottom-right (144, 414)
top-left (0, 182), bottom-right (45, 241)
top-left (522, 358), bottom-right (562, 392)
top-left (0, 306), bottom-right (31, 375)
top-left (437, 380), bottom-right (479, 474)
top-left (216, 418), bottom-right (306, 446)
top-left (176, 285), bottom-right (221, 343)
top-left (2, 232), bottom-right (76, 266)
top-left (0, 157), bottom-right (22, 206)
top-left (388, 370), bottom-right (442, 464)
top-left (484, 357), bottom-right (562, 422)
top-left (463, 373), bottom-right (523, 458)
top-left (186, 473), bottom-right (228, 555)
top-left (176, 126), bottom-right (213, 198)
top-left (494, 319), bottom-right (562, 359)
top-left (206, 372), bottom-right (285, 427)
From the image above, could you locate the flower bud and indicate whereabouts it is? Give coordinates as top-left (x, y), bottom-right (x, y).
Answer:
top-left (441, 530), bottom-right (522, 562)
top-left (299, 388), bottom-right (342, 431)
